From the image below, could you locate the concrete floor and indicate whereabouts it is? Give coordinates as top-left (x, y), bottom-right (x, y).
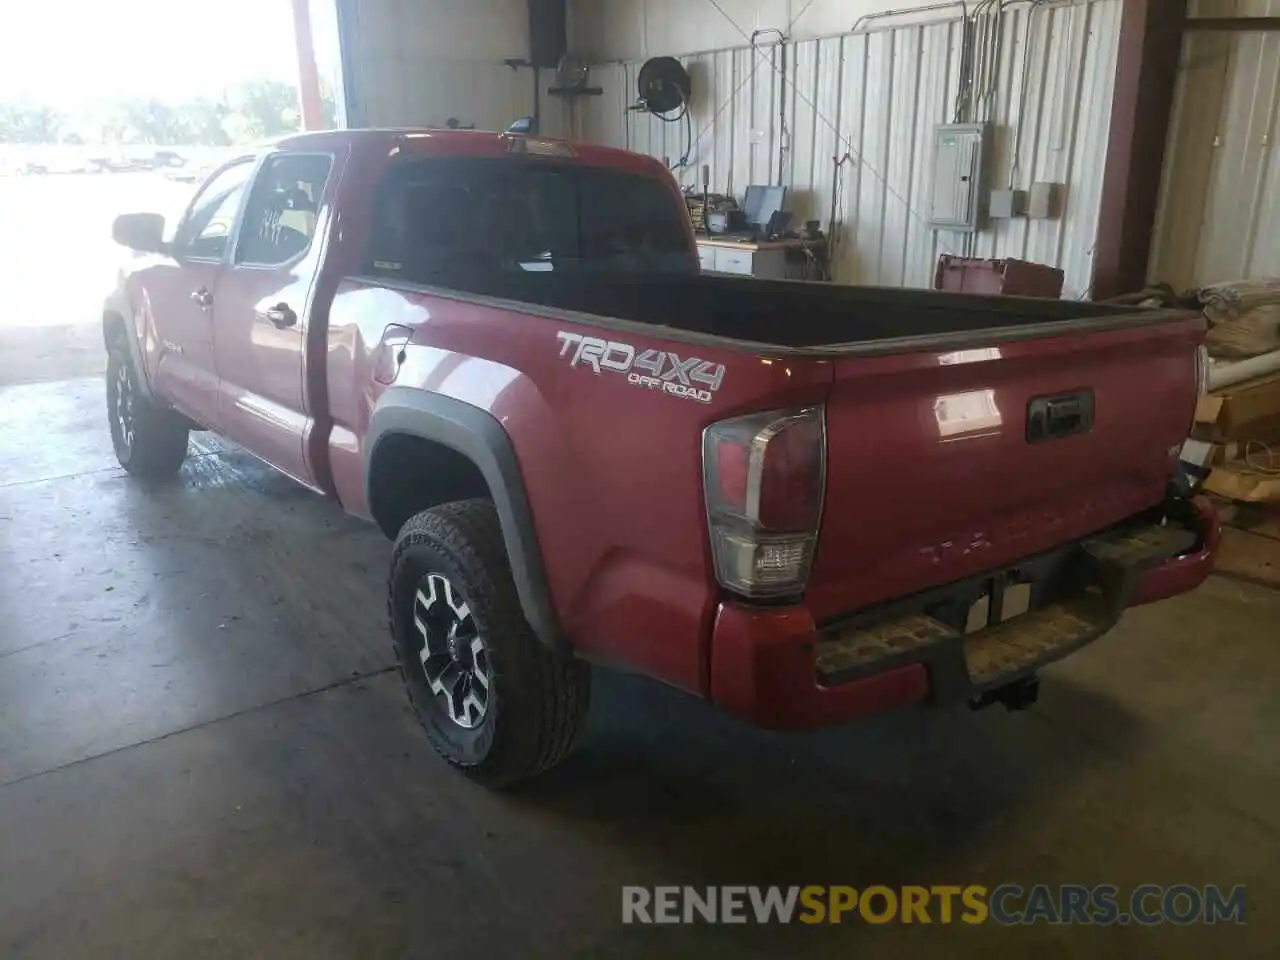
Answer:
top-left (1, 375), bottom-right (1277, 959)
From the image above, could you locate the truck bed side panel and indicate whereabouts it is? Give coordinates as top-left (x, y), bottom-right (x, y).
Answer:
top-left (326, 278), bottom-right (834, 694)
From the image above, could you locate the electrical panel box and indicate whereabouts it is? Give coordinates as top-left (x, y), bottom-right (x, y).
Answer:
top-left (989, 189), bottom-right (1027, 219)
top-left (1028, 181), bottom-right (1058, 219)
top-left (929, 124), bottom-right (989, 232)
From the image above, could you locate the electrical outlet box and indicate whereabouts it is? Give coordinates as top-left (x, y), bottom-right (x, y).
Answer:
top-left (1028, 181), bottom-right (1058, 219)
top-left (929, 123), bottom-right (989, 232)
top-left (990, 189), bottom-right (1027, 219)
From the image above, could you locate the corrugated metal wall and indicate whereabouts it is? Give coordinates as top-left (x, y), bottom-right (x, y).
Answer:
top-left (574, 0), bottom-right (1122, 296)
top-left (571, 0), bottom-right (969, 62)
top-left (337, 0), bottom-right (571, 136)
top-left (1150, 0), bottom-right (1280, 290)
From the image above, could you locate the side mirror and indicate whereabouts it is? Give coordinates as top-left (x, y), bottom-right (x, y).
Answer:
top-left (112, 212), bottom-right (166, 253)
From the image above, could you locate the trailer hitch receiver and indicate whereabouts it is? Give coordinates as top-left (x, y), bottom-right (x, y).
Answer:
top-left (970, 675), bottom-right (1041, 712)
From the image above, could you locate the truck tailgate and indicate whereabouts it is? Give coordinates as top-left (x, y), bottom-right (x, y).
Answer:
top-left (805, 316), bottom-right (1205, 623)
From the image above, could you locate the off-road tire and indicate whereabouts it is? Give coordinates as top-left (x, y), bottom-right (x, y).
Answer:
top-left (389, 499), bottom-right (590, 787)
top-left (106, 336), bottom-right (189, 480)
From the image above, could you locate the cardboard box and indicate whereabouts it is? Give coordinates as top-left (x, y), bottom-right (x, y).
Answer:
top-left (1204, 462), bottom-right (1280, 504)
top-left (1193, 371), bottom-right (1280, 442)
top-left (1215, 526), bottom-right (1280, 588)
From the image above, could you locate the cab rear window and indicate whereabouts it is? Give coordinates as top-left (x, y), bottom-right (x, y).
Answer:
top-left (364, 157), bottom-right (695, 283)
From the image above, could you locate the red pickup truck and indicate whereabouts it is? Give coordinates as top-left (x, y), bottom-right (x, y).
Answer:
top-left (105, 128), bottom-right (1219, 786)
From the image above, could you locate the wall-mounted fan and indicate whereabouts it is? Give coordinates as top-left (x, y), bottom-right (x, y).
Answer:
top-left (557, 54), bottom-right (590, 91)
top-left (547, 52), bottom-right (603, 98)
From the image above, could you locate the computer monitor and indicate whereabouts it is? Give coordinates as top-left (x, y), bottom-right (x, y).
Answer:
top-left (742, 185), bottom-right (788, 229)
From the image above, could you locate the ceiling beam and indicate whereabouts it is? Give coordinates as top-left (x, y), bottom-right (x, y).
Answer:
top-left (1184, 17), bottom-right (1280, 31)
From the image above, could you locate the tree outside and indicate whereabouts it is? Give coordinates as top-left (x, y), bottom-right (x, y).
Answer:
top-left (0, 78), bottom-right (340, 147)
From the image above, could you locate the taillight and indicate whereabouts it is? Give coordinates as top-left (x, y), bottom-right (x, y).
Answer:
top-left (702, 407), bottom-right (826, 599)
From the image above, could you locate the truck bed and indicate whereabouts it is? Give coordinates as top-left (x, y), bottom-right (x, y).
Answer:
top-left (339, 265), bottom-right (1204, 631)
top-left (380, 269), bottom-right (1185, 352)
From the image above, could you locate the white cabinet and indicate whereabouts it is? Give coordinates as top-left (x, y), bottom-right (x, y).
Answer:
top-left (697, 242), bottom-right (790, 280)
top-left (713, 248), bottom-right (754, 275)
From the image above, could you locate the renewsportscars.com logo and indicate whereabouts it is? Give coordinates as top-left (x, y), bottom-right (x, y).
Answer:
top-left (622, 884), bottom-right (1247, 926)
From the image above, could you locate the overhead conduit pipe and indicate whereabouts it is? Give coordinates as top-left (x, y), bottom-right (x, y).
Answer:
top-left (751, 27), bottom-right (789, 187)
top-left (851, 1), bottom-right (970, 35)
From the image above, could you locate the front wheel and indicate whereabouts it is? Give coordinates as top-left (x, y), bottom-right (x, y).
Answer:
top-left (389, 499), bottom-right (590, 788)
top-left (106, 340), bottom-right (189, 480)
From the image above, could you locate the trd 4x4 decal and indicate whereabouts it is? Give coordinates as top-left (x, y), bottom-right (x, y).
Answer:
top-left (556, 332), bottom-right (726, 404)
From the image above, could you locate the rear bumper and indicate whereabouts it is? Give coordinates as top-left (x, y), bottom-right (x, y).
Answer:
top-left (1126, 497), bottom-right (1220, 606)
top-left (708, 497), bottom-right (1221, 730)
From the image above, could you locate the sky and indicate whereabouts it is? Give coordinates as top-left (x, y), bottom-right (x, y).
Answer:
top-left (0, 0), bottom-right (343, 107)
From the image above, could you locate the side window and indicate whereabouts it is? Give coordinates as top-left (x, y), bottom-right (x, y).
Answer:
top-left (176, 160), bottom-right (254, 261)
top-left (364, 160), bottom-right (501, 281)
top-left (234, 154), bottom-right (333, 266)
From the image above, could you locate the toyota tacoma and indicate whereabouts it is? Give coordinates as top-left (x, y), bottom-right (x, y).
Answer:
top-left (103, 129), bottom-right (1220, 786)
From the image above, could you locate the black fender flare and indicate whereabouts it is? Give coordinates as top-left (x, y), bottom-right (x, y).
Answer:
top-left (103, 307), bottom-right (157, 401)
top-left (366, 387), bottom-right (569, 654)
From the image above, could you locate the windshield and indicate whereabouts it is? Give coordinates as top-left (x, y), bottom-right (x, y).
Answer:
top-left (365, 156), bottom-right (696, 283)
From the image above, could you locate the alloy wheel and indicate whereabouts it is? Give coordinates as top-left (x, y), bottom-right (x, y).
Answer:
top-left (413, 573), bottom-right (492, 728)
top-left (113, 360), bottom-right (135, 452)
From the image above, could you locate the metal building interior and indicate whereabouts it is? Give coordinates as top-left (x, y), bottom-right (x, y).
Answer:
top-left (0, 0), bottom-right (1278, 955)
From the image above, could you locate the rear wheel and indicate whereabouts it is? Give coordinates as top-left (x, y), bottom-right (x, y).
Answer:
top-left (389, 499), bottom-right (590, 787)
top-left (106, 338), bottom-right (189, 479)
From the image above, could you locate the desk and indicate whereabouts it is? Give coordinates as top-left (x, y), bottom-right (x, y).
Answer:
top-left (695, 237), bottom-right (826, 280)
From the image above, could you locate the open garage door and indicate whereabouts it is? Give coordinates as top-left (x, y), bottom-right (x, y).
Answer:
top-left (334, 0), bottom-right (570, 136)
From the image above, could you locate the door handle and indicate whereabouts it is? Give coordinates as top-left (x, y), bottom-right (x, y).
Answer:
top-left (190, 287), bottom-right (213, 308)
top-left (264, 303), bottom-right (298, 329)
top-left (1027, 391), bottom-right (1095, 443)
